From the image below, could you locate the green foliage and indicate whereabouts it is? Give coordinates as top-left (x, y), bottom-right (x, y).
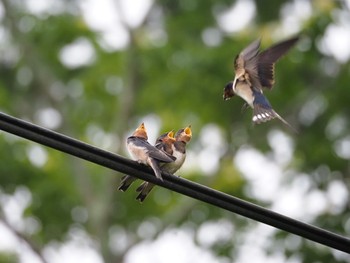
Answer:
top-left (0, 0), bottom-right (349, 262)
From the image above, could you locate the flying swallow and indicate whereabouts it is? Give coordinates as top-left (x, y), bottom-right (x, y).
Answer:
top-left (118, 123), bottom-right (176, 192)
top-left (223, 36), bottom-right (299, 130)
top-left (136, 125), bottom-right (192, 202)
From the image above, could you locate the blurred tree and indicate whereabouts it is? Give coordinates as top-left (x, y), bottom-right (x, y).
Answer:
top-left (0, 0), bottom-right (349, 262)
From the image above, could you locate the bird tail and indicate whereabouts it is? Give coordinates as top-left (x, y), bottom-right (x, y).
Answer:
top-left (253, 103), bottom-right (298, 133)
top-left (136, 182), bottom-right (155, 202)
top-left (273, 111), bottom-right (299, 134)
top-left (118, 175), bottom-right (137, 192)
top-left (148, 158), bottom-right (164, 181)
top-left (252, 102), bottom-right (275, 123)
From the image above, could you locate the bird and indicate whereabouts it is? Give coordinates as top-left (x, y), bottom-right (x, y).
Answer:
top-left (136, 125), bottom-right (192, 202)
top-left (118, 123), bottom-right (176, 192)
top-left (223, 36), bottom-right (299, 130)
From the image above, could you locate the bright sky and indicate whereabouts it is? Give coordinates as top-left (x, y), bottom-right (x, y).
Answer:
top-left (1, 0), bottom-right (350, 263)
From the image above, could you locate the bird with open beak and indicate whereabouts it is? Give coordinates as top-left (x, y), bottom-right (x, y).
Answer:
top-left (118, 123), bottom-right (176, 192)
top-left (136, 125), bottom-right (192, 202)
top-left (223, 36), bottom-right (299, 131)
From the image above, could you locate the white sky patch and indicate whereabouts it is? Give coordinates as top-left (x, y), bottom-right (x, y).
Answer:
top-left (272, 174), bottom-right (331, 222)
top-left (327, 180), bottom-right (349, 214)
top-left (24, 0), bottom-right (65, 16)
top-left (0, 187), bottom-right (32, 232)
top-left (197, 219), bottom-right (234, 248)
top-left (97, 25), bottom-right (130, 51)
top-left (35, 107), bottom-right (62, 130)
top-left (109, 225), bottom-right (133, 255)
top-left (278, 0), bottom-right (312, 37)
top-left (124, 228), bottom-right (228, 263)
top-left (197, 124), bottom-right (226, 175)
top-left (27, 145), bottom-right (48, 167)
top-left (79, 0), bottom-right (129, 50)
top-left (319, 24), bottom-right (350, 63)
top-left (318, 9), bottom-right (350, 63)
top-left (235, 224), bottom-right (286, 263)
top-left (216, 0), bottom-right (256, 33)
top-left (59, 38), bottom-right (96, 69)
top-left (267, 130), bottom-right (294, 166)
top-left (333, 135), bottom-right (350, 159)
top-left (80, 0), bottom-right (153, 51)
top-left (44, 228), bottom-right (103, 263)
top-left (0, 222), bottom-right (19, 252)
top-left (118, 0), bottom-right (154, 28)
top-left (234, 146), bottom-right (283, 202)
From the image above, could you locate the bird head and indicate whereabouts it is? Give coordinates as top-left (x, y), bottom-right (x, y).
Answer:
top-left (155, 130), bottom-right (176, 146)
top-left (132, 122), bottom-right (148, 139)
top-left (223, 82), bottom-right (235, 100)
top-left (175, 125), bottom-right (192, 143)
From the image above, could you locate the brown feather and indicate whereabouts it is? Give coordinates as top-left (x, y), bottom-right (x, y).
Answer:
top-left (257, 36), bottom-right (299, 89)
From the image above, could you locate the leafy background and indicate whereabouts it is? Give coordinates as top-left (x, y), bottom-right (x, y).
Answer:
top-left (0, 0), bottom-right (349, 262)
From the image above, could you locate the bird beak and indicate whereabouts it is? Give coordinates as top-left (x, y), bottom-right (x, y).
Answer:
top-left (139, 122), bottom-right (145, 130)
top-left (167, 130), bottom-right (176, 142)
top-left (168, 130), bottom-right (175, 138)
top-left (184, 125), bottom-right (192, 137)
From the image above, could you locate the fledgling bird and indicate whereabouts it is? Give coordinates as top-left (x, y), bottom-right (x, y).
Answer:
top-left (136, 125), bottom-right (192, 202)
top-left (223, 36), bottom-right (299, 130)
top-left (118, 123), bottom-right (176, 192)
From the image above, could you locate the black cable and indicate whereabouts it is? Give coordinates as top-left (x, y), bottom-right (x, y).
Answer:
top-left (0, 111), bottom-right (349, 254)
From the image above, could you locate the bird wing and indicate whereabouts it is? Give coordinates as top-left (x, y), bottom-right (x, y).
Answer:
top-left (127, 136), bottom-right (175, 163)
top-left (257, 36), bottom-right (299, 89)
top-left (238, 39), bottom-right (262, 89)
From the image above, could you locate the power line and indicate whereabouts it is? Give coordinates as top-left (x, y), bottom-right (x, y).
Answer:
top-left (0, 111), bottom-right (349, 254)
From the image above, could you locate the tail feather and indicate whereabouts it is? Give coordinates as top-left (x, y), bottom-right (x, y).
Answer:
top-left (253, 103), bottom-right (298, 133)
top-left (136, 182), bottom-right (155, 202)
top-left (252, 103), bottom-right (275, 123)
top-left (118, 175), bottom-right (137, 192)
top-left (273, 111), bottom-right (299, 133)
top-left (148, 158), bottom-right (163, 181)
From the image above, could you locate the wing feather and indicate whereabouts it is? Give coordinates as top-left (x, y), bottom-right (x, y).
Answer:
top-left (257, 36), bottom-right (299, 89)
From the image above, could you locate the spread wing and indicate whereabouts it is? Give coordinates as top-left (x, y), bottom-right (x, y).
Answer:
top-left (236, 39), bottom-right (261, 88)
top-left (257, 36), bottom-right (299, 89)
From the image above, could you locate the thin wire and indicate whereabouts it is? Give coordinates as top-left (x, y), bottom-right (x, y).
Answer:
top-left (0, 112), bottom-right (349, 254)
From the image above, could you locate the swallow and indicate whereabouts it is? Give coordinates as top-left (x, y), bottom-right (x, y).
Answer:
top-left (223, 36), bottom-right (299, 130)
top-left (136, 125), bottom-right (192, 202)
top-left (118, 123), bottom-right (176, 192)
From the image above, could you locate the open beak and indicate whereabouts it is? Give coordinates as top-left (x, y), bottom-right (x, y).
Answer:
top-left (167, 130), bottom-right (176, 141)
top-left (184, 125), bottom-right (192, 137)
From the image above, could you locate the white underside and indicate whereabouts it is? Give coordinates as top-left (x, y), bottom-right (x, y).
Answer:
top-left (234, 82), bottom-right (254, 107)
top-left (127, 143), bottom-right (149, 165)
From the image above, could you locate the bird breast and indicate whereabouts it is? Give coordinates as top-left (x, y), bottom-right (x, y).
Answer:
top-left (172, 149), bottom-right (186, 170)
top-left (234, 81), bottom-right (254, 107)
top-left (127, 142), bottom-right (149, 165)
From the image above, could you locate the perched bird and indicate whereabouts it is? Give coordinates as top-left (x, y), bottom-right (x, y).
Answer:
top-left (223, 36), bottom-right (299, 130)
top-left (136, 125), bottom-right (192, 202)
top-left (118, 123), bottom-right (176, 192)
